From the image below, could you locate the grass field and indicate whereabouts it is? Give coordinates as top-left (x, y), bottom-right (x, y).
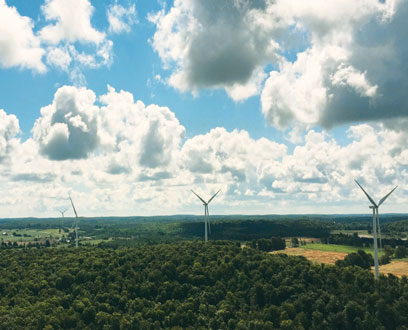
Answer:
top-left (1, 228), bottom-right (67, 243)
top-left (272, 248), bottom-right (347, 264)
top-left (300, 243), bottom-right (384, 257)
top-left (85, 238), bottom-right (111, 245)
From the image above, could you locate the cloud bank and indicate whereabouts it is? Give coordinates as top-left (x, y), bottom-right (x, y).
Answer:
top-left (1, 85), bottom-right (407, 216)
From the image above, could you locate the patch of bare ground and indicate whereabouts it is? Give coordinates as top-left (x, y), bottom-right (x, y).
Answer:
top-left (378, 261), bottom-right (408, 278)
top-left (270, 248), bottom-right (347, 265)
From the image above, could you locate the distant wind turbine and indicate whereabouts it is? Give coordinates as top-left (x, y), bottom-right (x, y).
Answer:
top-left (354, 180), bottom-right (397, 279)
top-left (191, 189), bottom-right (221, 242)
top-left (58, 208), bottom-right (69, 230)
top-left (69, 197), bottom-right (80, 248)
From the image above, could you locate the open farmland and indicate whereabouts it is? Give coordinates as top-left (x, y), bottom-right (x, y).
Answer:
top-left (301, 243), bottom-right (384, 256)
top-left (0, 228), bottom-right (66, 244)
top-left (274, 244), bottom-right (408, 277)
top-left (379, 261), bottom-right (408, 277)
top-left (271, 247), bottom-right (347, 264)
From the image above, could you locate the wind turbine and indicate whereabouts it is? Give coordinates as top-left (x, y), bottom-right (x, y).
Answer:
top-left (69, 197), bottom-right (79, 248)
top-left (191, 189), bottom-right (221, 242)
top-left (354, 180), bottom-right (397, 279)
top-left (58, 208), bottom-right (69, 231)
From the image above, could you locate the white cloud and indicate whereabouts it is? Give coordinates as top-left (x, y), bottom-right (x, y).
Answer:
top-left (0, 0), bottom-right (116, 79)
top-left (31, 84), bottom-right (186, 167)
top-left (39, 0), bottom-right (105, 45)
top-left (149, 0), bottom-right (282, 96)
top-left (151, 0), bottom-right (408, 129)
top-left (0, 109), bottom-right (20, 161)
top-left (46, 46), bottom-right (71, 70)
top-left (331, 64), bottom-right (378, 98)
top-left (39, 0), bottom-right (113, 84)
top-left (98, 86), bottom-right (185, 170)
top-left (0, 0), bottom-right (45, 72)
top-left (32, 86), bottom-right (100, 160)
top-left (261, 47), bottom-right (329, 128)
top-left (107, 2), bottom-right (137, 34)
top-left (4, 84), bottom-right (408, 216)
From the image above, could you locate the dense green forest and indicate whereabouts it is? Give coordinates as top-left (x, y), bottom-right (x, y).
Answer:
top-left (0, 241), bottom-right (408, 329)
top-left (382, 220), bottom-right (408, 238)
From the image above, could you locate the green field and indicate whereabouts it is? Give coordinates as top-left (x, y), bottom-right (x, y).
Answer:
top-left (330, 229), bottom-right (370, 236)
top-left (301, 243), bottom-right (384, 256)
top-left (0, 228), bottom-right (67, 243)
top-left (84, 238), bottom-right (112, 245)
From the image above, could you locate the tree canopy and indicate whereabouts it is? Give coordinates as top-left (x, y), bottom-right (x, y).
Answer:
top-left (0, 241), bottom-right (407, 329)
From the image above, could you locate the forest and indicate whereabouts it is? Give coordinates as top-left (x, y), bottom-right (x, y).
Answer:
top-left (0, 241), bottom-right (408, 329)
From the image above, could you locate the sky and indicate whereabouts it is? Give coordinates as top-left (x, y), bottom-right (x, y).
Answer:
top-left (0, 0), bottom-right (408, 217)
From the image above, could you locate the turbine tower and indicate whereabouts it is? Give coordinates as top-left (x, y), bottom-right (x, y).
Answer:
top-left (69, 197), bottom-right (79, 248)
top-left (354, 180), bottom-right (397, 279)
top-left (191, 189), bottom-right (221, 242)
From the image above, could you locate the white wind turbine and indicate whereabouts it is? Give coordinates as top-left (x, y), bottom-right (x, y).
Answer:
top-left (354, 180), bottom-right (398, 279)
top-left (69, 197), bottom-right (80, 248)
top-left (58, 208), bottom-right (69, 231)
top-left (191, 189), bottom-right (221, 242)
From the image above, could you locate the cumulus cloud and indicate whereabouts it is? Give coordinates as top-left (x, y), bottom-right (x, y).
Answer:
top-left (39, 0), bottom-right (113, 84)
top-left (151, 0), bottom-right (408, 129)
top-left (4, 83), bottom-right (408, 216)
top-left (0, 109), bottom-right (20, 161)
top-left (181, 127), bottom-right (287, 199)
top-left (31, 84), bottom-right (186, 167)
top-left (32, 86), bottom-right (100, 160)
top-left (39, 0), bottom-right (105, 44)
top-left (107, 2), bottom-right (137, 34)
top-left (0, 0), bottom-right (45, 72)
top-left (1, 114), bottom-right (408, 216)
top-left (98, 86), bottom-right (185, 169)
top-left (149, 0), bottom-right (282, 98)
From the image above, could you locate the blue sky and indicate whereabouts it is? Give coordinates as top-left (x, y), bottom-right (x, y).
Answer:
top-left (0, 0), bottom-right (407, 217)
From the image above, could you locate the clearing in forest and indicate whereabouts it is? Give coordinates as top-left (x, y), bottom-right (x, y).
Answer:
top-left (270, 247), bottom-right (347, 265)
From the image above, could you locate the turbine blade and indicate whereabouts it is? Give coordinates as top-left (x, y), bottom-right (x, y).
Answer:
top-left (69, 196), bottom-right (79, 218)
top-left (354, 180), bottom-right (377, 207)
top-left (378, 185), bottom-right (398, 207)
top-left (207, 189), bottom-right (221, 204)
top-left (191, 190), bottom-right (207, 204)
